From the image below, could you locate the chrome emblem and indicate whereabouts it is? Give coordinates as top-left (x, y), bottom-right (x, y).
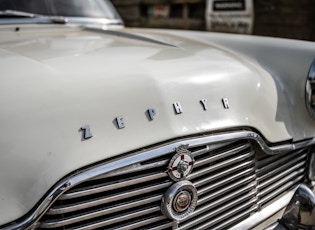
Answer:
top-left (168, 145), bottom-right (194, 181)
top-left (174, 190), bottom-right (191, 212)
top-left (173, 102), bottom-right (183, 114)
top-left (200, 99), bottom-right (208, 110)
top-left (80, 98), bottom-right (231, 138)
top-left (222, 97), bottom-right (230, 109)
top-left (116, 116), bottom-right (125, 129)
top-left (147, 108), bottom-right (156, 121)
top-left (81, 125), bottom-right (93, 140)
top-left (161, 180), bottom-right (198, 221)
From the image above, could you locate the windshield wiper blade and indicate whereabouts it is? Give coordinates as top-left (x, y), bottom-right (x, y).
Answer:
top-left (0, 10), bottom-right (41, 18)
top-left (0, 10), bottom-right (68, 24)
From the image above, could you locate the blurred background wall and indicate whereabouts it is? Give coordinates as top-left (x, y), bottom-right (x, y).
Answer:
top-left (111, 0), bottom-right (315, 41)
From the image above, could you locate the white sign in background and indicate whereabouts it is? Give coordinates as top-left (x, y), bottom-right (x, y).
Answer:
top-left (206, 0), bottom-right (254, 34)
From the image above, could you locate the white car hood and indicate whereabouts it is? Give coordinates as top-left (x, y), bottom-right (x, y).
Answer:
top-left (0, 24), bottom-right (315, 225)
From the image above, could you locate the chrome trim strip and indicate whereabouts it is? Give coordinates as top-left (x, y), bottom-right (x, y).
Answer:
top-left (63, 17), bottom-right (123, 25)
top-left (2, 130), bottom-right (315, 229)
top-left (0, 17), bottom-right (123, 25)
top-left (60, 173), bottom-right (167, 200)
top-left (192, 143), bottom-right (251, 168)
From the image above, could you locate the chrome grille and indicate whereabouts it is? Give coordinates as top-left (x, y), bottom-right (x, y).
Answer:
top-left (38, 134), bottom-right (309, 230)
top-left (39, 160), bottom-right (173, 229)
top-left (179, 142), bottom-right (257, 230)
top-left (256, 148), bottom-right (308, 208)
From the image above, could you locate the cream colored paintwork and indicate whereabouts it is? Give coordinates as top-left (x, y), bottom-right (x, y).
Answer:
top-left (0, 24), bottom-right (315, 225)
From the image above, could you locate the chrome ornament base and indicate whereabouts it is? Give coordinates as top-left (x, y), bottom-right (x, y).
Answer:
top-left (161, 180), bottom-right (198, 221)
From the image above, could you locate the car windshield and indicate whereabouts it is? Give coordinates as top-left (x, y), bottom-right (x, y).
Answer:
top-left (0, 0), bottom-right (122, 24)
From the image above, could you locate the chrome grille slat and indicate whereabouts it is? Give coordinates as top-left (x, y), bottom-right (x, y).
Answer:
top-left (92, 160), bottom-right (169, 181)
top-left (190, 145), bottom-right (210, 157)
top-left (190, 150), bottom-right (255, 180)
top-left (196, 185), bottom-right (257, 217)
top-left (258, 171), bottom-right (304, 197)
top-left (256, 153), bottom-right (306, 177)
top-left (180, 192), bottom-right (257, 229)
top-left (209, 207), bottom-right (257, 230)
top-left (193, 143), bottom-right (251, 168)
top-left (197, 170), bottom-right (256, 197)
top-left (37, 132), bottom-right (310, 230)
top-left (190, 141), bottom-right (239, 158)
top-left (256, 159), bottom-right (305, 184)
top-left (256, 148), bottom-right (305, 169)
top-left (73, 207), bottom-right (161, 230)
top-left (258, 167), bottom-right (304, 190)
top-left (197, 180), bottom-right (257, 206)
top-left (258, 175), bottom-right (304, 206)
top-left (192, 160), bottom-right (254, 187)
top-left (195, 206), bottom-right (257, 230)
top-left (150, 222), bottom-right (174, 230)
top-left (256, 148), bottom-right (308, 208)
top-left (48, 182), bottom-right (172, 214)
top-left (60, 173), bottom-right (167, 200)
top-left (41, 195), bottom-right (162, 228)
top-left (116, 216), bottom-right (169, 230)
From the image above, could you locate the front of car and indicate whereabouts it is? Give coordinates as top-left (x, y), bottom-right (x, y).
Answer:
top-left (0, 0), bottom-right (314, 229)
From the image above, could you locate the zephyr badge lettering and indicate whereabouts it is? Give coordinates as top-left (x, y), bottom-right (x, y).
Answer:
top-left (81, 125), bottom-right (93, 140)
top-left (173, 102), bottom-right (183, 114)
top-left (200, 99), bottom-right (208, 110)
top-left (80, 98), bottom-right (230, 137)
top-left (116, 116), bottom-right (125, 129)
top-left (147, 108), bottom-right (156, 121)
top-left (222, 98), bottom-right (230, 109)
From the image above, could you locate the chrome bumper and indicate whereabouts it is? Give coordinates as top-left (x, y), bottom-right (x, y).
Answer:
top-left (274, 184), bottom-right (315, 230)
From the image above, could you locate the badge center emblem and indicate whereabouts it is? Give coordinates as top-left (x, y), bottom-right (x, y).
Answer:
top-left (161, 180), bottom-right (198, 221)
top-left (177, 159), bottom-right (190, 174)
top-left (174, 190), bottom-right (192, 212)
top-left (168, 145), bottom-right (194, 181)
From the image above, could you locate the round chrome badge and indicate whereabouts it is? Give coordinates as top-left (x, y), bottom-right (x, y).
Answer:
top-left (168, 145), bottom-right (194, 181)
top-left (161, 180), bottom-right (198, 221)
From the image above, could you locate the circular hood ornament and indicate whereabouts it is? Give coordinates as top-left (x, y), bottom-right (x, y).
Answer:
top-left (306, 59), bottom-right (315, 119)
top-left (168, 145), bottom-right (194, 181)
top-left (161, 180), bottom-right (198, 221)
